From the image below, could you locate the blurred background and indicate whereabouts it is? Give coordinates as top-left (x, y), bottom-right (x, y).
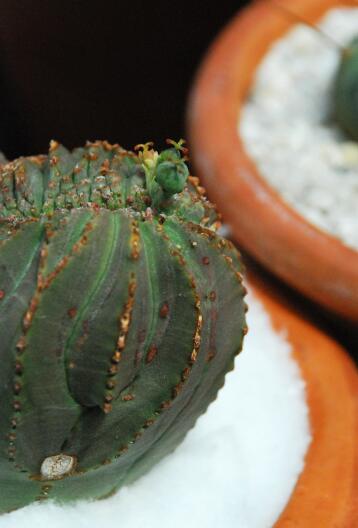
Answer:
top-left (0, 0), bottom-right (356, 353)
top-left (0, 0), bottom-right (248, 158)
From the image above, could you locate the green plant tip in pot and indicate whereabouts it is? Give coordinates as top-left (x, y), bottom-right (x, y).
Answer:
top-left (0, 139), bottom-right (247, 513)
top-left (334, 36), bottom-right (358, 141)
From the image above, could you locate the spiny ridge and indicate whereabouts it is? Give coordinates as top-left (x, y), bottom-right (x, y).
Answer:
top-left (0, 140), bottom-right (219, 229)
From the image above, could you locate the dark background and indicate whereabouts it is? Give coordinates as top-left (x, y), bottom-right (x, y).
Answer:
top-left (0, 0), bottom-right (248, 158)
top-left (0, 0), bottom-right (356, 355)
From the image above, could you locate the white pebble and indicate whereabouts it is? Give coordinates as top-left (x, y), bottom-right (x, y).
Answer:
top-left (40, 454), bottom-right (76, 481)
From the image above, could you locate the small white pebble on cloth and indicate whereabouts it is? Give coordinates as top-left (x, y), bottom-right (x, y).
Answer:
top-left (240, 7), bottom-right (358, 251)
top-left (0, 287), bottom-right (311, 528)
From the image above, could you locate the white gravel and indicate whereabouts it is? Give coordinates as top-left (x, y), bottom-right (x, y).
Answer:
top-left (240, 7), bottom-right (358, 250)
top-left (0, 287), bottom-right (310, 528)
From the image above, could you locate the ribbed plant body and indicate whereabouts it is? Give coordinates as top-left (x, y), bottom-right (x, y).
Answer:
top-left (334, 37), bottom-right (358, 141)
top-left (0, 140), bottom-right (247, 513)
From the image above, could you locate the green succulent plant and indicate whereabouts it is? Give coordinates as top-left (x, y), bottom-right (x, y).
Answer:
top-left (0, 139), bottom-right (247, 513)
top-left (334, 37), bottom-right (358, 141)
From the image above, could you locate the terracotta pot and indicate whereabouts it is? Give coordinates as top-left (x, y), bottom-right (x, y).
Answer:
top-left (187, 0), bottom-right (358, 322)
top-left (249, 272), bottom-right (358, 527)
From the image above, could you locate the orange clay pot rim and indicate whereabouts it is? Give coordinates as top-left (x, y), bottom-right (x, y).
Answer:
top-left (187, 0), bottom-right (358, 321)
top-left (248, 274), bottom-right (358, 527)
